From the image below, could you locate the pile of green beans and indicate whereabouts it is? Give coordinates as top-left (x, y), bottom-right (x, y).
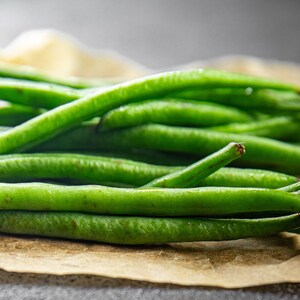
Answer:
top-left (0, 65), bottom-right (299, 245)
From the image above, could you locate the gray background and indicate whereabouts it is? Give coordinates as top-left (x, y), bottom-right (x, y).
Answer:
top-left (1, 0), bottom-right (300, 68)
top-left (0, 0), bottom-right (299, 299)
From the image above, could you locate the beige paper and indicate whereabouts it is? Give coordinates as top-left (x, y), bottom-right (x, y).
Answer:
top-left (0, 233), bottom-right (299, 288)
top-left (0, 29), bottom-right (149, 80)
top-left (0, 29), bottom-right (299, 288)
top-left (176, 55), bottom-right (300, 86)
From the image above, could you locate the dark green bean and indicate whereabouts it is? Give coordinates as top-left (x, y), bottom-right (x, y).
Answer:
top-left (99, 99), bottom-right (252, 131)
top-left (0, 211), bottom-right (298, 244)
top-left (0, 124), bottom-right (195, 166)
top-left (143, 143), bottom-right (245, 188)
top-left (0, 182), bottom-right (299, 216)
top-left (41, 124), bottom-right (300, 173)
top-left (0, 69), bottom-right (297, 154)
top-left (172, 88), bottom-right (300, 112)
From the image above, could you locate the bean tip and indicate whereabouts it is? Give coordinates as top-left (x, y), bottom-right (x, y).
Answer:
top-left (234, 143), bottom-right (246, 156)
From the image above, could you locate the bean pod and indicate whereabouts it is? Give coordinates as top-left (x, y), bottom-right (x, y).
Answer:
top-left (0, 211), bottom-right (298, 244)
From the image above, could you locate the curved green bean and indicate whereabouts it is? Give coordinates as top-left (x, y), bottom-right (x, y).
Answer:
top-left (211, 116), bottom-right (300, 140)
top-left (143, 143), bottom-right (245, 188)
top-left (0, 122), bottom-right (195, 166)
top-left (0, 182), bottom-right (299, 216)
top-left (0, 211), bottom-right (298, 244)
top-left (41, 124), bottom-right (300, 173)
top-left (0, 69), bottom-right (297, 154)
top-left (172, 88), bottom-right (300, 112)
top-left (99, 99), bottom-right (252, 131)
top-left (0, 124), bottom-right (195, 166)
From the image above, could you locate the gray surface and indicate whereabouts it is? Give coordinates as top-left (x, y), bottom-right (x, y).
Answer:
top-left (0, 0), bottom-right (300, 298)
top-left (0, 271), bottom-right (299, 300)
top-left (0, 0), bottom-right (300, 68)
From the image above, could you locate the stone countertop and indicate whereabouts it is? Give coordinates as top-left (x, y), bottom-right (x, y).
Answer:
top-left (0, 271), bottom-right (299, 300)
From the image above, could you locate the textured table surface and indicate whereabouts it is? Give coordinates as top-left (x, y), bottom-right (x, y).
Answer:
top-left (0, 271), bottom-right (299, 300)
top-left (0, 0), bottom-right (299, 298)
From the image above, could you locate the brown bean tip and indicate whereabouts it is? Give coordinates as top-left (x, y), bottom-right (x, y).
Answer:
top-left (234, 143), bottom-right (246, 155)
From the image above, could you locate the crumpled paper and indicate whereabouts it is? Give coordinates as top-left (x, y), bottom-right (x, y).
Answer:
top-left (0, 233), bottom-right (299, 288)
top-left (0, 29), bottom-right (299, 288)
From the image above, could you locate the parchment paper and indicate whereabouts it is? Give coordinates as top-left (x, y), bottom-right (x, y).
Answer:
top-left (0, 29), bottom-right (299, 288)
top-left (0, 233), bottom-right (299, 288)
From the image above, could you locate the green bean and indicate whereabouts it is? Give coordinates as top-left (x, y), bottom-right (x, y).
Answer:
top-left (199, 168), bottom-right (298, 188)
top-left (0, 124), bottom-right (195, 166)
top-left (0, 64), bottom-right (114, 89)
top-left (99, 99), bottom-right (252, 131)
top-left (0, 78), bottom-right (83, 109)
top-left (278, 182), bottom-right (300, 192)
top-left (0, 121), bottom-right (195, 166)
top-left (0, 69), bottom-right (297, 154)
top-left (211, 116), bottom-right (300, 140)
top-left (0, 153), bottom-right (295, 188)
top-left (143, 143), bottom-right (245, 188)
top-left (0, 101), bottom-right (43, 126)
top-left (0, 153), bottom-right (181, 186)
top-left (0, 182), bottom-right (299, 216)
top-left (172, 88), bottom-right (300, 112)
top-left (66, 124), bottom-right (300, 172)
top-left (0, 211), bottom-right (298, 244)
top-left (98, 124), bottom-right (300, 172)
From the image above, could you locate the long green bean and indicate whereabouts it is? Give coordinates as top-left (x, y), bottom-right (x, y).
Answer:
top-left (0, 182), bottom-right (299, 216)
top-left (99, 99), bottom-right (252, 131)
top-left (0, 125), bottom-right (196, 166)
top-left (0, 211), bottom-right (298, 244)
top-left (40, 124), bottom-right (300, 172)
